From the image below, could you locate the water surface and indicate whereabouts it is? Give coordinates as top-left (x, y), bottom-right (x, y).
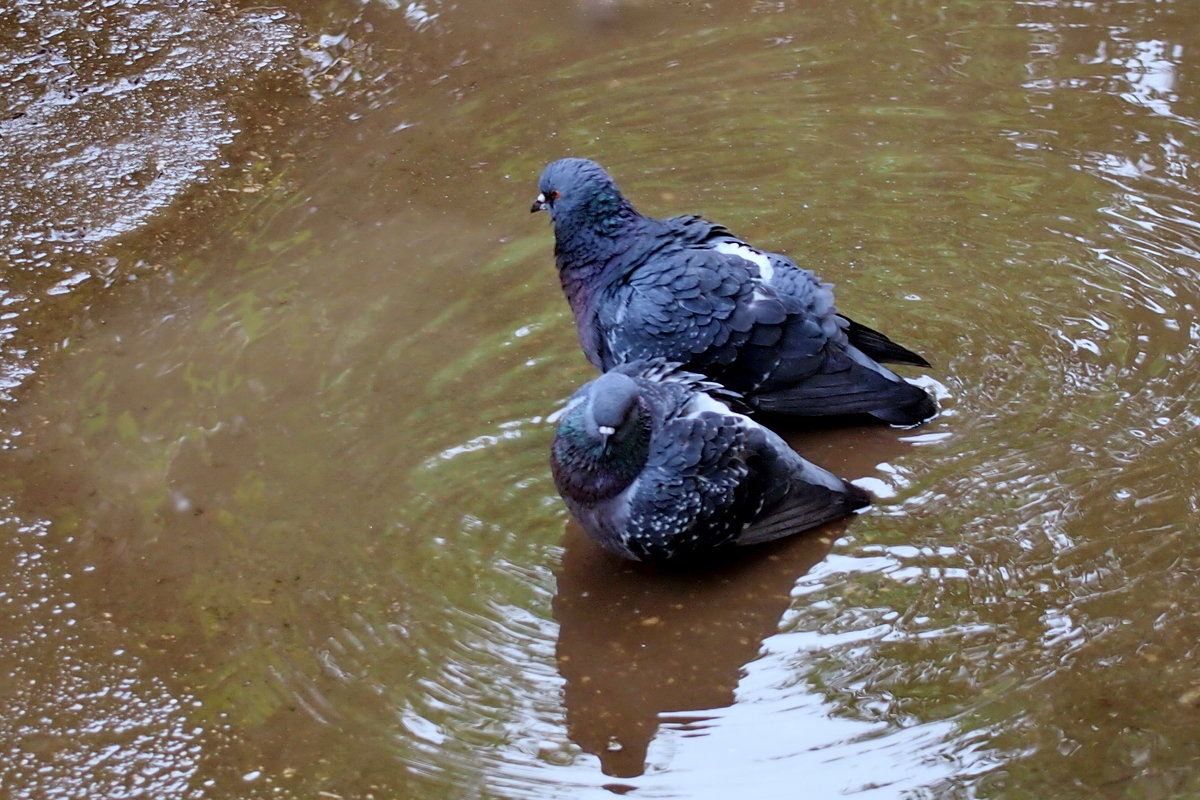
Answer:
top-left (2, 0), bottom-right (1199, 798)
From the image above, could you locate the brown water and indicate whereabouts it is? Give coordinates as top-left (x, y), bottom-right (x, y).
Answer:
top-left (2, 0), bottom-right (1199, 797)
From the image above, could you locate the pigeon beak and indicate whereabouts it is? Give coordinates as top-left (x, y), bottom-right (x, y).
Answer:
top-left (530, 193), bottom-right (548, 214)
top-left (598, 424), bottom-right (615, 453)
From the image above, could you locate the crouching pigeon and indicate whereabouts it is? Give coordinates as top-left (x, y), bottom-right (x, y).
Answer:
top-left (532, 157), bottom-right (937, 426)
top-left (549, 361), bottom-right (870, 562)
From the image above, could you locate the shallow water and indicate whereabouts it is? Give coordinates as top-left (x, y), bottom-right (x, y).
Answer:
top-left (2, 0), bottom-right (1199, 797)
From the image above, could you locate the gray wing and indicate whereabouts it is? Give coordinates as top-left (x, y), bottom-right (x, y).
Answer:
top-left (597, 247), bottom-right (831, 394)
top-left (620, 407), bottom-right (764, 562)
top-left (596, 218), bottom-right (935, 423)
top-left (699, 238), bottom-right (935, 422)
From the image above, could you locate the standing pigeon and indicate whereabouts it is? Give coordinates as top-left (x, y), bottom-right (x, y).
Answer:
top-left (549, 360), bottom-right (870, 562)
top-left (532, 157), bottom-right (937, 426)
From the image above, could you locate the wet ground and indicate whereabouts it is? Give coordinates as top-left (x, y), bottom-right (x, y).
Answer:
top-left (2, 0), bottom-right (1199, 797)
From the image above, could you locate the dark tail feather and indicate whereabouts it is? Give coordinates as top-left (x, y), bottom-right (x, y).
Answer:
top-left (866, 389), bottom-right (938, 426)
top-left (737, 479), bottom-right (870, 547)
top-left (840, 314), bottom-right (931, 368)
top-left (752, 368), bottom-right (937, 426)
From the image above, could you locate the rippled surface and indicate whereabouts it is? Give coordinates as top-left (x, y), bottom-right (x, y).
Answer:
top-left (2, 0), bottom-right (1199, 797)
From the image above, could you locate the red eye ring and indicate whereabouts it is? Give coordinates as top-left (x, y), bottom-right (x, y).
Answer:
top-left (550, 190), bottom-right (561, 200)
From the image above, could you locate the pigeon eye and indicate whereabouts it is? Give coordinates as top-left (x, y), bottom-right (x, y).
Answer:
top-left (549, 190), bottom-right (560, 201)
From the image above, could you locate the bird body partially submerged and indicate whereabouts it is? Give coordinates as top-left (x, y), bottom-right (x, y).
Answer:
top-left (550, 361), bottom-right (870, 562)
top-left (533, 157), bottom-right (937, 426)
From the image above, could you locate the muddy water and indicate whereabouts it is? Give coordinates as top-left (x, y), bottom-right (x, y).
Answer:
top-left (2, 0), bottom-right (1199, 797)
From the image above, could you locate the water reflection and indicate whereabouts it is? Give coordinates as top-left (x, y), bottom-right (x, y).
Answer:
top-left (554, 525), bottom-right (838, 777)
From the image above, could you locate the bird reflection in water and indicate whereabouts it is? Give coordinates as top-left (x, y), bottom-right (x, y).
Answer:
top-left (552, 520), bottom-right (850, 778)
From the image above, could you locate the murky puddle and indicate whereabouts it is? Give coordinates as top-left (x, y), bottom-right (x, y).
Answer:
top-left (2, 0), bottom-right (1199, 797)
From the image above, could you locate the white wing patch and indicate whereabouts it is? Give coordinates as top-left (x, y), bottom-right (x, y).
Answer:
top-left (749, 288), bottom-right (774, 305)
top-left (681, 390), bottom-right (738, 420)
top-left (713, 241), bottom-right (774, 282)
top-left (682, 391), bottom-right (758, 431)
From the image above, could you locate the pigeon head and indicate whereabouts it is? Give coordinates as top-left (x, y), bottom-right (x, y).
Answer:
top-left (551, 370), bottom-right (651, 503)
top-left (531, 158), bottom-right (638, 233)
top-left (587, 370), bottom-right (641, 442)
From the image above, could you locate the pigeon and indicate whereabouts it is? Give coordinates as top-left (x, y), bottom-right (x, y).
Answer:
top-left (549, 360), bottom-right (871, 562)
top-left (531, 157), bottom-right (937, 426)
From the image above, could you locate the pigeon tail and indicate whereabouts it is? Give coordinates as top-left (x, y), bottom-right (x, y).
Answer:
top-left (735, 479), bottom-right (869, 547)
top-left (866, 388), bottom-right (938, 426)
top-left (840, 315), bottom-right (931, 368)
top-left (750, 366), bottom-right (937, 425)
